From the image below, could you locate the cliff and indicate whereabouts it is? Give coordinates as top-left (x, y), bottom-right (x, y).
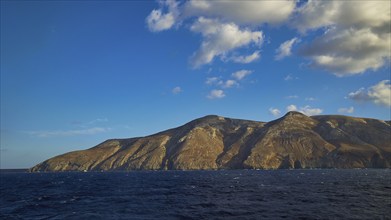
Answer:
top-left (30, 112), bottom-right (391, 171)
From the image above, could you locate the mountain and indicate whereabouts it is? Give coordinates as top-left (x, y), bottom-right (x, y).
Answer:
top-left (30, 112), bottom-right (391, 172)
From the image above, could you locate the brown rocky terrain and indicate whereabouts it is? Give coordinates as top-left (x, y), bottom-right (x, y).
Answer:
top-left (30, 112), bottom-right (391, 172)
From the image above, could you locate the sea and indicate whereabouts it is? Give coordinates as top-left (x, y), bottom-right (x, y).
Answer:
top-left (0, 169), bottom-right (390, 219)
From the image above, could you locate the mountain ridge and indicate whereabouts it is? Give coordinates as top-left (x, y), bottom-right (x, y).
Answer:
top-left (30, 112), bottom-right (391, 172)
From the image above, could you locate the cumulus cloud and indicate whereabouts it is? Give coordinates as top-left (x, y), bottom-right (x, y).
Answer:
top-left (205, 69), bottom-right (253, 98)
top-left (286, 104), bottom-right (298, 112)
top-left (183, 0), bottom-right (296, 25)
top-left (338, 106), bottom-right (354, 114)
top-left (368, 80), bottom-right (391, 106)
top-left (221, 80), bottom-right (237, 88)
top-left (172, 86), bottom-right (182, 94)
top-left (229, 51), bottom-right (261, 64)
top-left (348, 80), bottom-right (391, 106)
top-left (232, 70), bottom-right (253, 81)
top-left (286, 104), bottom-right (323, 116)
top-left (295, 1), bottom-right (391, 76)
top-left (190, 18), bottom-right (263, 67)
top-left (269, 108), bottom-right (281, 117)
top-left (348, 88), bottom-right (369, 101)
top-left (300, 28), bottom-right (390, 76)
top-left (207, 89), bottom-right (225, 99)
top-left (146, 0), bottom-right (179, 32)
top-left (300, 105), bottom-right (323, 116)
top-left (293, 1), bottom-right (390, 33)
top-left (205, 77), bottom-right (220, 85)
top-left (146, 0), bottom-right (390, 75)
top-left (206, 78), bottom-right (238, 89)
top-left (275, 37), bottom-right (299, 60)
top-left (147, 0), bottom-right (294, 67)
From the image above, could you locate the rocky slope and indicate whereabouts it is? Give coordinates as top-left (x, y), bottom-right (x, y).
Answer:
top-left (30, 112), bottom-right (391, 171)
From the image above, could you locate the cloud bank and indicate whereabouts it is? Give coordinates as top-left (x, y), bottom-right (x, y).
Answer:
top-left (146, 0), bottom-right (390, 76)
top-left (146, 0), bottom-right (291, 67)
top-left (296, 1), bottom-right (390, 76)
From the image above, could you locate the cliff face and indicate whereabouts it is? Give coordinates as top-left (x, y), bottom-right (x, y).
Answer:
top-left (30, 112), bottom-right (391, 171)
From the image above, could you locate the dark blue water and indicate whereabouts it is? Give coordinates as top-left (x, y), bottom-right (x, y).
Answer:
top-left (1, 170), bottom-right (390, 219)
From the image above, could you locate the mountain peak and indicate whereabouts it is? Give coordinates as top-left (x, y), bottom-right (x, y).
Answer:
top-left (189, 115), bottom-right (225, 125)
top-left (283, 111), bottom-right (307, 117)
top-left (201, 115), bottom-right (225, 120)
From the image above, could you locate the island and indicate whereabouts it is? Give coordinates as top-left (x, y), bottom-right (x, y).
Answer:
top-left (30, 112), bottom-right (391, 172)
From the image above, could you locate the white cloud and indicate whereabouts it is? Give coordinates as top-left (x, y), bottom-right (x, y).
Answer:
top-left (295, 1), bottom-right (391, 76)
top-left (183, 0), bottom-right (296, 25)
top-left (286, 104), bottom-right (298, 112)
top-left (269, 108), bottom-right (281, 117)
top-left (146, 1), bottom-right (296, 67)
top-left (28, 127), bottom-right (110, 138)
top-left (207, 89), bottom-right (225, 99)
top-left (348, 80), bottom-right (391, 106)
top-left (300, 28), bottom-right (390, 76)
top-left (286, 104), bottom-right (323, 116)
top-left (205, 77), bottom-right (220, 85)
top-left (230, 51), bottom-right (260, 64)
top-left (293, 1), bottom-right (339, 33)
top-left (146, 10), bottom-right (175, 32)
top-left (284, 75), bottom-right (293, 81)
top-left (294, 1), bottom-right (390, 33)
top-left (368, 80), bottom-right (391, 106)
top-left (172, 86), bottom-right (182, 94)
top-left (284, 74), bottom-right (298, 81)
top-left (222, 80), bottom-right (237, 88)
top-left (190, 17), bottom-right (263, 67)
top-left (338, 106), bottom-right (354, 114)
top-left (146, 0), bottom-right (179, 32)
top-left (206, 70), bottom-right (251, 95)
top-left (300, 105), bottom-right (323, 116)
top-left (146, 0), bottom-right (390, 75)
top-left (275, 37), bottom-right (299, 60)
top-left (232, 70), bottom-right (253, 81)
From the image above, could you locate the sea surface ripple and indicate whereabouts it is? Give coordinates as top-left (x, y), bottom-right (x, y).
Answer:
top-left (1, 169), bottom-right (390, 219)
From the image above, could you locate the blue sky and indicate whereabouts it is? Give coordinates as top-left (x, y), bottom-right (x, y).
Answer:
top-left (1, 0), bottom-right (390, 168)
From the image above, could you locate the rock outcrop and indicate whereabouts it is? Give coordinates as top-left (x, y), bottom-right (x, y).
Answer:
top-left (30, 112), bottom-right (391, 171)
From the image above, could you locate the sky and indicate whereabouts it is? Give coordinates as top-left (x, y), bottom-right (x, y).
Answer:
top-left (1, 0), bottom-right (390, 169)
